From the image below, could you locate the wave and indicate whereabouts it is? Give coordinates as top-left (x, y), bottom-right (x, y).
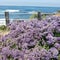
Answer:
top-left (0, 13), bottom-right (4, 14)
top-left (0, 10), bottom-right (5, 13)
top-left (5, 9), bottom-right (20, 13)
top-left (28, 11), bottom-right (37, 14)
top-left (0, 10), bottom-right (37, 15)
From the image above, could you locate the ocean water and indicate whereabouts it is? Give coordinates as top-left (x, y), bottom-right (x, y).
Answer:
top-left (0, 6), bottom-right (60, 19)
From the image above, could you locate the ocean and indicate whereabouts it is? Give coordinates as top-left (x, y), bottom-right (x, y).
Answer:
top-left (0, 6), bottom-right (60, 19)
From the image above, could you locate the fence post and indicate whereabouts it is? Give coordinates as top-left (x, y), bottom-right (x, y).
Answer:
top-left (37, 12), bottom-right (41, 20)
top-left (5, 12), bottom-right (10, 25)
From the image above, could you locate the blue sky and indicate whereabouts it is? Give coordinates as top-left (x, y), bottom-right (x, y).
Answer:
top-left (0, 0), bottom-right (60, 7)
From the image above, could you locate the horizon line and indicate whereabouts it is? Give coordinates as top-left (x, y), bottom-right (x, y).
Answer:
top-left (0, 5), bottom-right (60, 7)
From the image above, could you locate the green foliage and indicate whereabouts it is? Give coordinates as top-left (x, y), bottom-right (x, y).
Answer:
top-left (58, 54), bottom-right (60, 60)
top-left (53, 30), bottom-right (60, 37)
top-left (42, 14), bottom-right (46, 19)
top-left (55, 33), bottom-right (60, 37)
top-left (10, 43), bottom-right (17, 49)
top-left (42, 44), bottom-right (49, 50)
top-left (0, 25), bottom-right (6, 30)
top-left (38, 38), bottom-right (49, 50)
top-left (7, 55), bottom-right (13, 60)
top-left (0, 25), bottom-right (9, 31)
top-left (30, 14), bottom-right (38, 19)
top-left (57, 10), bottom-right (60, 13)
top-left (30, 14), bottom-right (46, 19)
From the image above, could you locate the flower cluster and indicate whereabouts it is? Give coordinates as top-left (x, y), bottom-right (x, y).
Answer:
top-left (0, 16), bottom-right (60, 60)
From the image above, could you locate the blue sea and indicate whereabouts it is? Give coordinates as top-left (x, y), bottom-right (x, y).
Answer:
top-left (0, 6), bottom-right (60, 19)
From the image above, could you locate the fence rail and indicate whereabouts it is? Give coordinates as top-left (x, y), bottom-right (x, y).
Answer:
top-left (0, 12), bottom-right (55, 25)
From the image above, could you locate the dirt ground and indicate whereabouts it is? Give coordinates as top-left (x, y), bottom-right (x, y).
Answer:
top-left (54, 13), bottom-right (60, 16)
top-left (0, 30), bottom-right (9, 38)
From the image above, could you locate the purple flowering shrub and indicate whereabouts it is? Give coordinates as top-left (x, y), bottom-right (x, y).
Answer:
top-left (0, 16), bottom-right (60, 60)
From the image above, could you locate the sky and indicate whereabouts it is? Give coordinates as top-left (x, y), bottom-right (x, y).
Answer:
top-left (0, 0), bottom-right (60, 7)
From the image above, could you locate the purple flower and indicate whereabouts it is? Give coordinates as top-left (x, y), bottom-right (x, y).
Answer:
top-left (48, 47), bottom-right (59, 58)
top-left (54, 43), bottom-right (60, 50)
top-left (2, 46), bottom-right (11, 56)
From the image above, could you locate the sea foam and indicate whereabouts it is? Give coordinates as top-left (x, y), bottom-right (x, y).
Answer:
top-left (5, 9), bottom-right (19, 13)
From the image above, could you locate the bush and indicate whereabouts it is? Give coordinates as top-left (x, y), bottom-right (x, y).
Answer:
top-left (30, 14), bottom-right (38, 19)
top-left (0, 25), bottom-right (10, 31)
top-left (0, 25), bottom-right (7, 30)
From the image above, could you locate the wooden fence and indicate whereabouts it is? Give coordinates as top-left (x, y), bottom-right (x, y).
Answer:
top-left (0, 12), bottom-right (54, 26)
